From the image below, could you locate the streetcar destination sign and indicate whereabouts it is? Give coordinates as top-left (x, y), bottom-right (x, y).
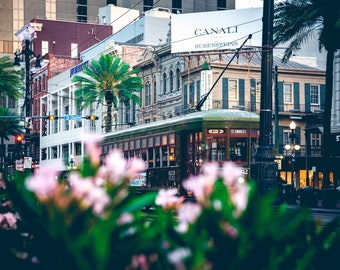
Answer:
top-left (207, 129), bottom-right (225, 134)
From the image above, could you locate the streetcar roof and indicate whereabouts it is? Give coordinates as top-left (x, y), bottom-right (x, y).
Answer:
top-left (101, 109), bottom-right (259, 140)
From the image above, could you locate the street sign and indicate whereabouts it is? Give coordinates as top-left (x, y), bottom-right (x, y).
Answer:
top-left (24, 157), bottom-right (32, 169)
top-left (63, 115), bottom-right (83, 121)
top-left (15, 159), bottom-right (24, 171)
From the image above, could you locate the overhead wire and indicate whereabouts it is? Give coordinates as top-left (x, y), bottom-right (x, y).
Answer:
top-left (26, 3), bottom-right (264, 108)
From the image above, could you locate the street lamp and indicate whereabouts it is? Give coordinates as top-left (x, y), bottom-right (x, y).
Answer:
top-left (69, 155), bottom-right (76, 170)
top-left (14, 28), bottom-right (41, 164)
top-left (285, 121), bottom-right (300, 188)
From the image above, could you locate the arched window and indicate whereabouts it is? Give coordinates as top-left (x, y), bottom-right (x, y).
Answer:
top-left (38, 77), bottom-right (41, 92)
top-left (169, 70), bottom-right (174, 92)
top-left (176, 68), bottom-right (180, 91)
top-left (145, 82), bottom-right (151, 106)
top-left (153, 81), bottom-right (157, 104)
top-left (163, 73), bottom-right (167, 94)
top-left (43, 74), bottom-right (47, 91)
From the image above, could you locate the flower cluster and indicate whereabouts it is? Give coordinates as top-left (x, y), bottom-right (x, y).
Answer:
top-left (2, 135), bottom-right (340, 270)
top-left (0, 211), bottom-right (18, 230)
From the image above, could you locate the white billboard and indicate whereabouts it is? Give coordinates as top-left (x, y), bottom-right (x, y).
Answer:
top-left (171, 8), bottom-right (263, 53)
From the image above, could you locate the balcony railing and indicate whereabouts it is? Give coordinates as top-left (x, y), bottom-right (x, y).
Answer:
top-left (278, 145), bottom-right (322, 157)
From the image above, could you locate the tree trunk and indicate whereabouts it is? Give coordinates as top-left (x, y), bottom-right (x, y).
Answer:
top-left (105, 91), bottom-right (114, 133)
top-left (322, 49), bottom-right (335, 189)
top-left (106, 102), bottom-right (112, 133)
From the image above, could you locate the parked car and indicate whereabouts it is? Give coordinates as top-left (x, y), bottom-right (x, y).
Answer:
top-left (280, 184), bottom-right (297, 205)
top-left (298, 186), bottom-right (321, 208)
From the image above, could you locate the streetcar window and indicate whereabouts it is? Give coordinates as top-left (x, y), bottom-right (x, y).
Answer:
top-left (155, 136), bottom-right (160, 146)
top-left (135, 149), bottom-right (141, 158)
top-left (135, 139), bottom-right (140, 149)
top-left (142, 149), bottom-right (147, 163)
top-left (155, 147), bottom-right (160, 167)
top-left (118, 142), bottom-right (123, 149)
top-left (162, 135), bottom-right (167, 145)
top-left (162, 146), bottom-right (168, 166)
top-left (148, 148), bottom-right (154, 167)
top-left (142, 138), bottom-right (147, 148)
top-left (169, 133), bottom-right (175, 144)
top-left (229, 138), bottom-right (248, 163)
top-left (187, 132), bottom-right (203, 175)
top-left (169, 147), bottom-right (176, 166)
top-left (206, 137), bottom-right (226, 162)
top-left (148, 137), bottom-right (153, 147)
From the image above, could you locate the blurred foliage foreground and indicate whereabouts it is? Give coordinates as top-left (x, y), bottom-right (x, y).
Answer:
top-left (1, 141), bottom-right (340, 270)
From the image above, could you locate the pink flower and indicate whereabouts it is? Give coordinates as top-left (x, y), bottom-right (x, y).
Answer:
top-left (127, 157), bottom-right (146, 179)
top-left (101, 150), bottom-right (128, 184)
top-left (117, 213), bottom-right (134, 225)
top-left (167, 248), bottom-right (191, 270)
top-left (82, 133), bottom-right (102, 166)
top-left (131, 254), bottom-right (148, 270)
top-left (85, 187), bottom-right (110, 215)
top-left (222, 162), bottom-right (243, 187)
top-left (222, 222), bottom-right (238, 239)
top-left (25, 162), bottom-right (62, 200)
top-left (202, 162), bottom-right (219, 183)
top-left (177, 202), bottom-right (201, 224)
top-left (0, 212), bottom-right (18, 230)
top-left (69, 173), bottom-right (95, 199)
top-left (182, 174), bottom-right (215, 203)
top-left (231, 181), bottom-right (249, 217)
top-left (155, 188), bottom-right (182, 209)
top-left (176, 202), bottom-right (201, 233)
top-left (69, 173), bottom-right (110, 215)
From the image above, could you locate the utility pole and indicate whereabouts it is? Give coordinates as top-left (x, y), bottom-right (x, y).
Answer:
top-left (251, 0), bottom-right (279, 195)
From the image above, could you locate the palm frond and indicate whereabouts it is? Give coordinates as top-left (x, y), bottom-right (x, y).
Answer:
top-left (274, 0), bottom-right (340, 59)
top-left (0, 56), bottom-right (23, 100)
top-left (72, 54), bottom-right (143, 115)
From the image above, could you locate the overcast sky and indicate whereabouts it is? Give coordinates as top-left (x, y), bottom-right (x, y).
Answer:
top-left (236, 0), bottom-right (263, 9)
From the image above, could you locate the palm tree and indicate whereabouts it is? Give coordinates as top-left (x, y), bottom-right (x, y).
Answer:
top-left (0, 56), bottom-right (23, 99)
top-left (72, 54), bottom-right (143, 132)
top-left (273, 0), bottom-right (340, 188)
top-left (0, 107), bottom-right (23, 169)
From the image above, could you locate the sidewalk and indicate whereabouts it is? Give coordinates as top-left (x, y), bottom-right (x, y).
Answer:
top-left (293, 199), bottom-right (340, 214)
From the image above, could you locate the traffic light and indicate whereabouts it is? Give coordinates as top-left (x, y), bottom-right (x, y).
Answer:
top-left (15, 134), bottom-right (24, 144)
top-left (15, 134), bottom-right (24, 159)
top-left (47, 115), bottom-right (59, 120)
top-left (84, 115), bottom-right (99, 120)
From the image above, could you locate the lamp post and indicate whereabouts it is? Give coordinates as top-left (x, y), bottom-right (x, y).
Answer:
top-left (285, 121), bottom-right (300, 188)
top-left (250, 0), bottom-right (279, 195)
top-left (69, 155), bottom-right (75, 170)
top-left (14, 28), bottom-right (41, 165)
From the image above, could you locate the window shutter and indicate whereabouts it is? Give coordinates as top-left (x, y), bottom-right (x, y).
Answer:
top-left (239, 79), bottom-right (245, 106)
top-left (305, 83), bottom-right (311, 112)
top-left (222, 78), bottom-right (228, 109)
top-left (294, 82), bottom-right (300, 110)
